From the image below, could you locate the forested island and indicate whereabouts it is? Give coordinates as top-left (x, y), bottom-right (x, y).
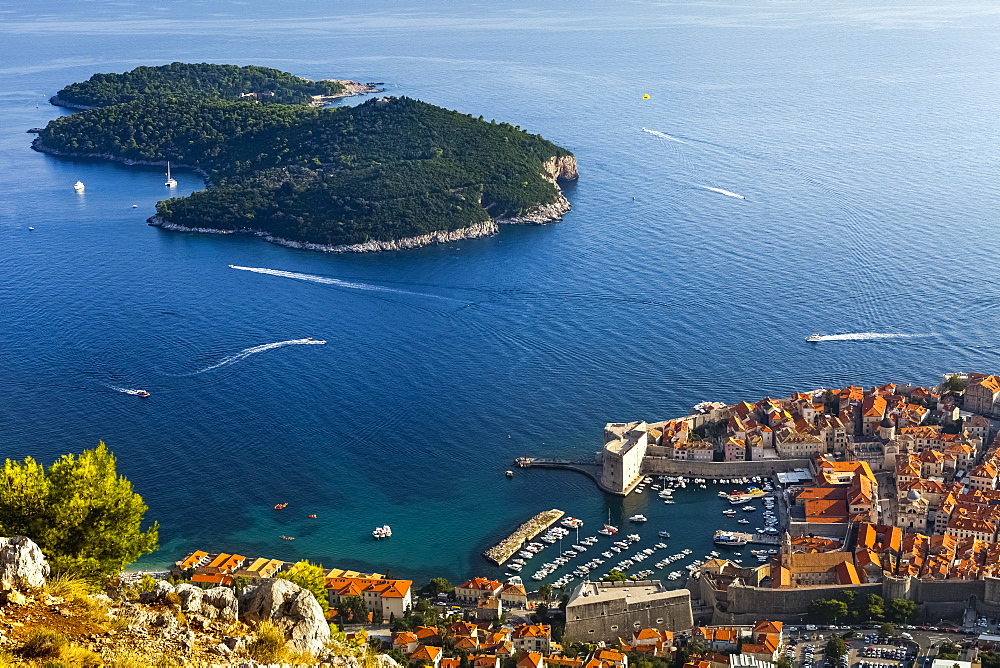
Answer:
top-left (35, 63), bottom-right (577, 251)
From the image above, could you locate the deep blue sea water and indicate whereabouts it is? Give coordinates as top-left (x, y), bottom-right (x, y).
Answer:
top-left (2, 0), bottom-right (1000, 586)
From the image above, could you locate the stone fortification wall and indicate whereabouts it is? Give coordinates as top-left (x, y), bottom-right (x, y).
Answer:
top-left (642, 457), bottom-right (812, 478)
top-left (564, 586), bottom-right (692, 644)
top-left (717, 576), bottom-right (1000, 625)
top-left (720, 582), bottom-right (881, 624)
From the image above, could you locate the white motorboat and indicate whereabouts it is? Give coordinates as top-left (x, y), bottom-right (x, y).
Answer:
top-left (628, 514), bottom-right (648, 522)
top-left (73, 181), bottom-right (85, 192)
top-left (805, 333), bottom-right (822, 342)
top-left (372, 524), bottom-right (392, 539)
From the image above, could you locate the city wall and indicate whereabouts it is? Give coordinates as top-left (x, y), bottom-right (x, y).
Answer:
top-left (704, 575), bottom-right (1000, 625)
top-left (642, 457), bottom-right (812, 478)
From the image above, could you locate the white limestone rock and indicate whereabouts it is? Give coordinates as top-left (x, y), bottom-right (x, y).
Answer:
top-left (0, 536), bottom-right (50, 594)
top-left (238, 578), bottom-right (331, 655)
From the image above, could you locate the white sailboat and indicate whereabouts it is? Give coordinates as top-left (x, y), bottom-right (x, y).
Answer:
top-left (165, 162), bottom-right (177, 188)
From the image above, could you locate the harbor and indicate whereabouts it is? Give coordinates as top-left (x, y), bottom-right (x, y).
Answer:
top-left (484, 474), bottom-right (787, 591)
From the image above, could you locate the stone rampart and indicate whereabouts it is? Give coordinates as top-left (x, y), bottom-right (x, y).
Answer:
top-left (642, 457), bottom-right (812, 478)
top-left (720, 581), bottom-right (881, 624)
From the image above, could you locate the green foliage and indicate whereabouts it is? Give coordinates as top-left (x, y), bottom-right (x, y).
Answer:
top-left (937, 642), bottom-right (960, 660)
top-left (56, 62), bottom-right (342, 107)
top-left (775, 657), bottom-right (794, 668)
top-left (39, 80), bottom-right (573, 247)
top-left (425, 577), bottom-right (454, 596)
top-left (0, 442), bottom-right (158, 581)
top-left (808, 598), bottom-right (848, 624)
top-left (19, 628), bottom-right (67, 659)
top-left (825, 636), bottom-right (848, 660)
top-left (943, 375), bottom-right (968, 393)
top-left (277, 560), bottom-right (330, 613)
top-left (862, 593), bottom-right (885, 621)
top-left (338, 594), bottom-right (369, 624)
top-left (979, 650), bottom-right (1000, 668)
top-left (538, 583), bottom-right (553, 601)
top-left (879, 623), bottom-right (896, 638)
top-left (602, 569), bottom-right (628, 582)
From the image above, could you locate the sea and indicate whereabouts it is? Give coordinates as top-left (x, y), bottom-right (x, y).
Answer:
top-left (1, 0), bottom-right (1000, 588)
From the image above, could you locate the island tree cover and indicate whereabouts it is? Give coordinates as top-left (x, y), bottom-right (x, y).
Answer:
top-left (38, 64), bottom-right (574, 247)
top-left (55, 62), bottom-right (344, 107)
top-left (0, 443), bottom-right (159, 581)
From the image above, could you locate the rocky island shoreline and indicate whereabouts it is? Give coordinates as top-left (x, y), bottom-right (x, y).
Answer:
top-left (145, 154), bottom-right (578, 253)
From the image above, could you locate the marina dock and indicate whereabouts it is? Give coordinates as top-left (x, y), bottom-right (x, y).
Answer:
top-left (714, 529), bottom-right (780, 546)
top-left (483, 509), bottom-right (565, 566)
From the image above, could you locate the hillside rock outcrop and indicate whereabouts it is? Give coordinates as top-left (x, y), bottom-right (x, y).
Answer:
top-left (0, 536), bottom-right (49, 597)
top-left (238, 578), bottom-right (331, 655)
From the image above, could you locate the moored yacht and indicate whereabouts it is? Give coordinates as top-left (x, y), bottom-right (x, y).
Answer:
top-left (628, 514), bottom-right (648, 522)
top-left (165, 162), bottom-right (178, 188)
top-left (372, 524), bottom-right (392, 539)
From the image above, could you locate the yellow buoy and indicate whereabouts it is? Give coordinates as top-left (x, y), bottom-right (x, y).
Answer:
top-left (642, 94), bottom-right (651, 99)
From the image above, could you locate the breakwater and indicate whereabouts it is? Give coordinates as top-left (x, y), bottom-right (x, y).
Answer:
top-left (483, 509), bottom-right (565, 566)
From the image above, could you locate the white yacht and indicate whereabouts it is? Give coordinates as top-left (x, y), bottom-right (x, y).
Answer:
top-left (628, 514), bottom-right (648, 523)
top-left (165, 162), bottom-right (178, 188)
top-left (805, 333), bottom-right (822, 342)
top-left (73, 181), bottom-right (85, 192)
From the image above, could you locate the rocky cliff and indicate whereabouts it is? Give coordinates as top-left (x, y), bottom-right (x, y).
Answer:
top-left (0, 536), bottom-right (400, 667)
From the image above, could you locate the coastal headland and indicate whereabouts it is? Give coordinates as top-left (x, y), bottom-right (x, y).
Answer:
top-left (32, 62), bottom-right (578, 253)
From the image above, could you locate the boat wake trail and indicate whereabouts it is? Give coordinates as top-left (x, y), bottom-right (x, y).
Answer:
top-left (192, 339), bottom-right (327, 374)
top-left (229, 265), bottom-right (440, 298)
top-left (642, 127), bottom-right (690, 145)
top-left (814, 333), bottom-right (925, 342)
top-left (697, 185), bottom-right (747, 199)
top-left (109, 386), bottom-right (147, 396)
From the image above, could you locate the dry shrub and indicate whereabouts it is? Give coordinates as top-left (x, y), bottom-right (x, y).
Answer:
top-left (164, 591), bottom-right (181, 609)
top-left (247, 621), bottom-right (289, 663)
top-left (44, 573), bottom-right (93, 601)
top-left (58, 645), bottom-right (103, 667)
top-left (19, 628), bottom-right (68, 659)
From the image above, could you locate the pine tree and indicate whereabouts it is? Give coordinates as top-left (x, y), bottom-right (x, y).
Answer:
top-left (0, 442), bottom-right (158, 581)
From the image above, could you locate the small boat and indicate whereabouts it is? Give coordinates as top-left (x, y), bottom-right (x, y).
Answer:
top-left (73, 181), bottom-right (85, 192)
top-left (132, 204), bottom-right (138, 208)
top-left (372, 524), bottom-right (392, 539)
top-left (805, 333), bottom-right (822, 342)
top-left (135, 389), bottom-right (151, 398)
top-left (165, 162), bottom-right (178, 188)
top-left (27, 227), bottom-right (34, 231)
top-left (658, 531), bottom-right (671, 538)
top-left (505, 470), bottom-right (514, 478)
top-left (628, 514), bottom-right (648, 523)
top-left (273, 503), bottom-right (288, 510)
top-left (737, 518), bottom-right (750, 524)
top-left (308, 514), bottom-right (317, 519)
top-left (598, 524), bottom-right (619, 536)
top-left (279, 535), bottom-right (295, 540)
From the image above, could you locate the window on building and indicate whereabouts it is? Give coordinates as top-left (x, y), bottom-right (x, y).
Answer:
top-left (611, 626), bottom-right (618, 632)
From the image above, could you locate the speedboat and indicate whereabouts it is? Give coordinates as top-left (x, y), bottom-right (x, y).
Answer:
top-left (135, 389), bottom-right (151, 398)
top-left (805, 333), bottom-right (822, 342)
top-left (628, 514), bottom-right (648, 522)
top-left (737, 518), bottom-right (750, 524)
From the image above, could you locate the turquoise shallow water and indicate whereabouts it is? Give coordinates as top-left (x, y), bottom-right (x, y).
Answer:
top-left (1, 0), bottom-right (1000, 586)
